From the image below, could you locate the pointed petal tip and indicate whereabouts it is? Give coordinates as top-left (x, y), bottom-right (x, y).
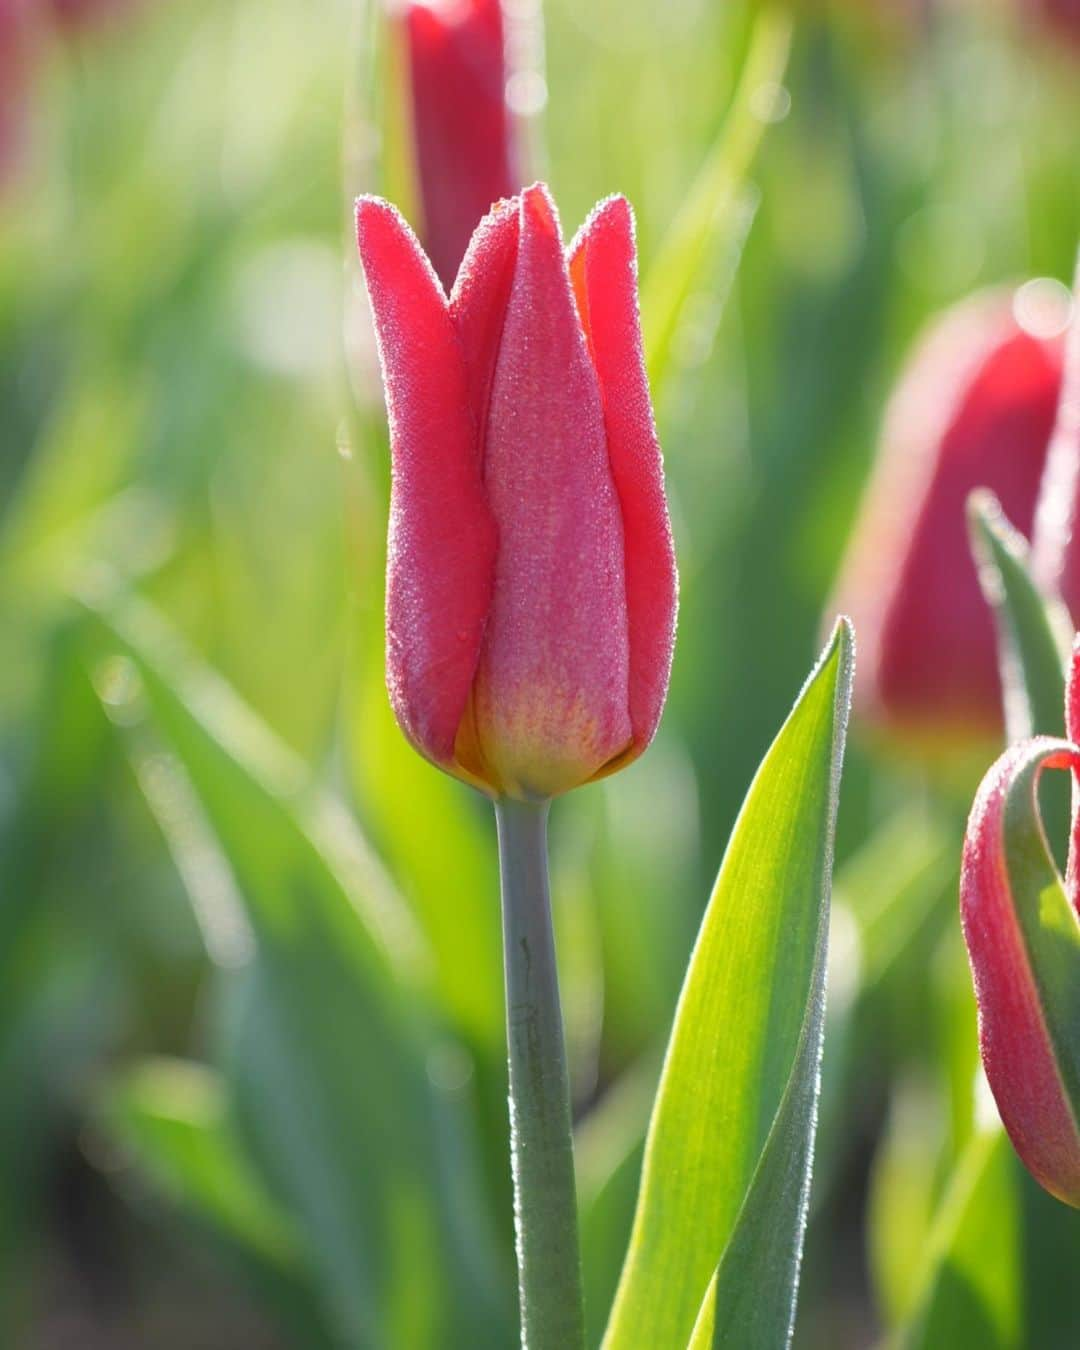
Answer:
top-left (354, 193), bottom-right (397, 234)
top-left (449, 191), bottom-right (521, 301)
top-left (520, 181), bottom-right (561, 238)
top-left (353, 195), bottom-right (448, 301)
top-left (568, 193), bottom-right (636, 265)
top-left (354, 194), bottom-right (414, 259)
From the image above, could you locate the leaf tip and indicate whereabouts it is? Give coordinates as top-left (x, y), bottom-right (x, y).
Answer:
top-left (819, 613), bottom-right (856, 717)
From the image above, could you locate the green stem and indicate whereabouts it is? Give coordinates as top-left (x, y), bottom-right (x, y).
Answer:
top-left (494, 797), bottom-right (585, 1350)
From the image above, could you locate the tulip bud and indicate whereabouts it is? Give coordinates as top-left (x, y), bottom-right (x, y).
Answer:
top-left (830, 288), bottom-right (1066, 746)
top-left (1030, 263), bottom-right (1080, 616)
top-left (1023, 0), bottom-right (1080, 50)
top-left (960, 640), bottom-right (1080, 1206)
top-left (48, 0), bottom-right (131, 27)
top-left (398, 0), bottom-right (521, 291)
top-left (355, 183), bottom-right (678, 800)
top-left (0, 0), bottom-right (35, 190)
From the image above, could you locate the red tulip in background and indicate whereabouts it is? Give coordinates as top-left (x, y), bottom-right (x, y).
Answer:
top-left (1026, 0), bottom-right (1080, 48)
top-left (48, 0), bottom-right (130, 26)
top-left (401, 0), bottom-right (519, 291)
top-left (0, 0), bottom-right (133, 191)
top-left (961, 640), bottom-right (1080, 1206)
top-left (831, 289), bottom-right (1066, 744)
top-left (0, 0), bottom-right (35, 188)
top-left (355, 182), bottom-right (678, 800)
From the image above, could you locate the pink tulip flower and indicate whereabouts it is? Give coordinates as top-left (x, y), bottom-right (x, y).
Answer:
top-left (832, 289), bottom-right (1065, 745)
top-left (355, 182), bottom-right (678, 799)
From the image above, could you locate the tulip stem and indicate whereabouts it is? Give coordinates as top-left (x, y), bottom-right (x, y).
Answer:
top-left (494, 796), bottom-right (586, 1350)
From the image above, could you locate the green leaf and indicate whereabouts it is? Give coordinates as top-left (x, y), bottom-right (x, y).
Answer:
top-left (968, 489), bottom-right (1074, 875)
top-left (100, 1057), bottom-right (342, 1349)
top-left (603, 619), bottom-right (854, 1350)
top-left (100, 1056), bottom-right (303, 1269)
top-left (899, 1125), bottom-right (1022, 1350)
top-left (642, 5), bottom-right (792, 394)
top-left (867, 1077), bottom-right (949, 1331)
top-left (82, 584), bottom-right (512, 1349)
top-left (967, 489), bottom-right (1072, 744)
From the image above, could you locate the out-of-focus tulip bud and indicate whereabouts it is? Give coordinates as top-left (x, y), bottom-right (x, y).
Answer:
top-left (1024, 0), bottom-right (1080, 49)
top-left (355, 183), bottom-right (678, 800)
top-left (831, 288), bottom-right (1067, 746)
top-left (1031, 264), bottom-right (1080, 616)
top-left (48, 0), bottom-right (131, 27)
top-left (0, 0), bottom-right (35, 189)
top-left (961, 640), bottom-right (1080, 1206)
top-left (399, 0), bottom-right (520, 291)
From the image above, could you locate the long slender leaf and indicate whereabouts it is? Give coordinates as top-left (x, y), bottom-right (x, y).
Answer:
top-left (968, 488), bottom-right (1074, 876)
top-left (899, 1124), bottom-right (1021, 1350)
top-left (642, 6), bottom-right (792, 393)
top-left (82, 584), bottom-right (512, 1349)
top-left (967, 489), bottom-right (1072, 744)
top-left (603, 619), bottom-right (853, 1349)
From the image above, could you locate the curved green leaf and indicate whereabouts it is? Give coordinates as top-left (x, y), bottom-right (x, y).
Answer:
top-left (968, 489), bottom-right (1072, 745)
top-left (603, 619), bottom-right (854, 1349)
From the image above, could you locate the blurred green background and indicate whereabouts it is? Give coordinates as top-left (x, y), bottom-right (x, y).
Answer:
top-left (2, 0), bottom-right (1079, 1345)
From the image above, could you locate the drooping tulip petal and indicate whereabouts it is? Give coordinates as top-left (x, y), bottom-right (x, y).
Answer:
top-left (962, 642), bottom-right (1080, 1207)
top-left (832, 290), bottom-right (1065, 745)
top-left (355, 195), bottom-right (496, 772)
top-left (404, 0), bottom-right (518, 290)
top-left (961, 729), bottom-right (1080, 1206)
top-left (471, 184), bottom-right (632, 797)
top-left (568, 195), bottom-right (678, 765)
top-left (1031, 261), bottom-right (1080, 620)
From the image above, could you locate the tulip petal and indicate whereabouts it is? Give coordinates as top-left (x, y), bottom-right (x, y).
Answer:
top-left (450, 194), bottom-right (520, 447)
top-left (355, 196), bottom-right (496, 773)
top-left (961, 735), bottom-right (1080, 1205)
top-left (568, 196), bottom-right (678, 766)
top-left (473, 183), bottom-right (632, 797)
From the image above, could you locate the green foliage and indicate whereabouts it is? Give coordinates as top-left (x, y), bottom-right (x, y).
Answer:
top-left (85, 586), bottom-right (512, 1348)
top-left (967, 490), bottom-right (1072, 744)
top-left (604, 621), bottom-right (853, 1348)
top-left (642, 6), bottom-right (792, 396)
top-left (899, 1126), bottom-right (1021, 1350)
